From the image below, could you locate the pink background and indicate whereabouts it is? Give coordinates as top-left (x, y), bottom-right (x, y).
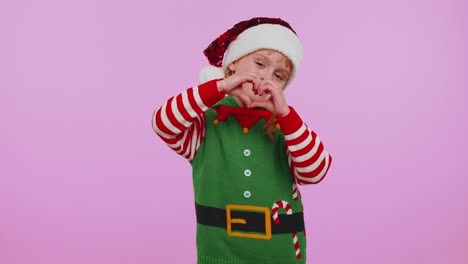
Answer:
top-left (1, 0), bottom-right (467, 263)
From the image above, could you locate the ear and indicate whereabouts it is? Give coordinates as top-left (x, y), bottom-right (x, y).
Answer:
top-left (228, 62), bottom-right (236, 72)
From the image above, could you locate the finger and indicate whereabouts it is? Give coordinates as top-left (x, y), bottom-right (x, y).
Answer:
top-left (249, 99), bottom-right (270, 109)
top-left (248, 100), bottom-right (266, 108)
top-left (243, 73), bottom-right (260, 91)
top-left (257, 85), bottom-right (264, 96)
top-left (261, 80), bottom-right (281, 93)
top-left (252, 83), bottom-right (259, 95)
top-left (237, 91), bottom-right (252, 107)
top-left (250, 78), bottom-right (259, 94)
top-left (256, 80), bottom-right (263, 95)
top-left (258, 81), bottom-right (271, 96)
top-left (248, 100), bottom-right (274, 112)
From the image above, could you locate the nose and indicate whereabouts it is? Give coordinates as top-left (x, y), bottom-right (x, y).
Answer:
top-left (258, 70), bottom-right (270, 81)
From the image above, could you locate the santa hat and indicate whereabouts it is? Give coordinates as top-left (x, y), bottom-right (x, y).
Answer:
top-left (199, 17), bottom-right (303, 87)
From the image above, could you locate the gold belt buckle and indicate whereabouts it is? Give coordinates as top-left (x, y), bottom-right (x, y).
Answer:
top-left (226, 204), bottom-right (272, 240)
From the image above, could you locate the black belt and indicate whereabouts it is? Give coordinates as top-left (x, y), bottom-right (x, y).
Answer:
top-left (195, 203), bottom-right (304, 237)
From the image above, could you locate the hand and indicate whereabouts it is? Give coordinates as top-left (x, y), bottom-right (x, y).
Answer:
top-left (217, 73), bottom-right (260, 107)
top-left (249, 80), bottom-right (290, 116)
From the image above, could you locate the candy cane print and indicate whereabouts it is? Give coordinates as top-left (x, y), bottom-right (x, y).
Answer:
top-left (292, 183), bottom-right (306, 237)
top-left (272, 200), bottom-right (302, 259)
top-left (272, 200), bottom-right (291, 224)
top-left (292, 183), bottom-right (299, 201)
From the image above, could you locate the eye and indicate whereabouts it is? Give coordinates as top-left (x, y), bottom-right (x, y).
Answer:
top-left (255, 61), bottom-right (264, 68)
top-left (274, 73), bottom-right (285, 81)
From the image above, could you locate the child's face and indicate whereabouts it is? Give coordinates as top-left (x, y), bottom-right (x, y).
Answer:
top-left (228, 49), bottom-right (292, 101)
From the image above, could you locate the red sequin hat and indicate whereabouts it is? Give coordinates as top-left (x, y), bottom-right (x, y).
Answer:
top-left (199, 17), bottom-right (303, 87)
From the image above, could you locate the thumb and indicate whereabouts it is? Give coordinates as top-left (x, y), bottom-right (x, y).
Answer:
top-left (248, 100), bottom-right (271, 110)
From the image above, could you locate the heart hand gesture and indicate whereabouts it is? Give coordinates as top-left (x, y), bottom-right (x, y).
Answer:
top-left (217, 73), bottom-right (290, 117)
top-left (249, 79), bottom-right (290, 117)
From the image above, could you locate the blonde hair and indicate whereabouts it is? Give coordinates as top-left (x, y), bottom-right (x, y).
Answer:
top-left (224, 50), bottom-right (293, 141)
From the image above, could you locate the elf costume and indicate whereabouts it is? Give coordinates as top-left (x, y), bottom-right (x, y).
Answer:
top-left (153, 17), bottom-right (332, 264)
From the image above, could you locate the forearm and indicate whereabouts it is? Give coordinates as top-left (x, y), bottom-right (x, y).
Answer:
top-left (277, 107), bottom-right (333, 184)
top-left (152, 79), bottom-right (225, 160)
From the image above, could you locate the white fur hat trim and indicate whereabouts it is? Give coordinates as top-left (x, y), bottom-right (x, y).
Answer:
top-left (199, 65), bottom-right (225, 84)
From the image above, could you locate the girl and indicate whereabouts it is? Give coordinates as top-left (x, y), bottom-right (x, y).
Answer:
top-left (153, 17), bottom-right (332, 264)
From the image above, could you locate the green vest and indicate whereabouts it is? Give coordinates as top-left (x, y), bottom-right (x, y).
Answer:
top-left (191, 96), bottom-right (307, 264)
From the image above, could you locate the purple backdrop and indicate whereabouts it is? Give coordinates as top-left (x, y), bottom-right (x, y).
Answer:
top-left (1, 0), bottom-right (467, 263)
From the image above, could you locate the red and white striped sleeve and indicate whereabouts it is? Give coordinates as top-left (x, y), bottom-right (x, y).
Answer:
top-left (152, 79), bottom-right (225, 161)
top-left (277, 107), bottom-right (333, 185)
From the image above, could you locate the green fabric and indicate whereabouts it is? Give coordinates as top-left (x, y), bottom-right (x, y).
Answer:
top-left (191, 96), bottom-right (306, 263)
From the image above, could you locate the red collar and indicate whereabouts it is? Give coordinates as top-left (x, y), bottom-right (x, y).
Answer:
top-left (213, 105), bottom-right (272, 132)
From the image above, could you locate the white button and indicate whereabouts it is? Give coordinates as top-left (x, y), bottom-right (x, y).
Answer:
top-left (243, 191), bottom-right (251, 199)
top-left (243, 149), bottom-right (251, 157)
top-left (244, 169), bottom-right (251, 177)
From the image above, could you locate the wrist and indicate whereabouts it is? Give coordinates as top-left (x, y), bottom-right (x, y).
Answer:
top-left (217, 80), bottom-right (226, 94)
top-left (276, 106), bottom-right (290, 117)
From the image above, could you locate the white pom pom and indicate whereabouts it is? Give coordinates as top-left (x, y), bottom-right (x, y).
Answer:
top-left (199, 65), bottom-right (225, 84)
